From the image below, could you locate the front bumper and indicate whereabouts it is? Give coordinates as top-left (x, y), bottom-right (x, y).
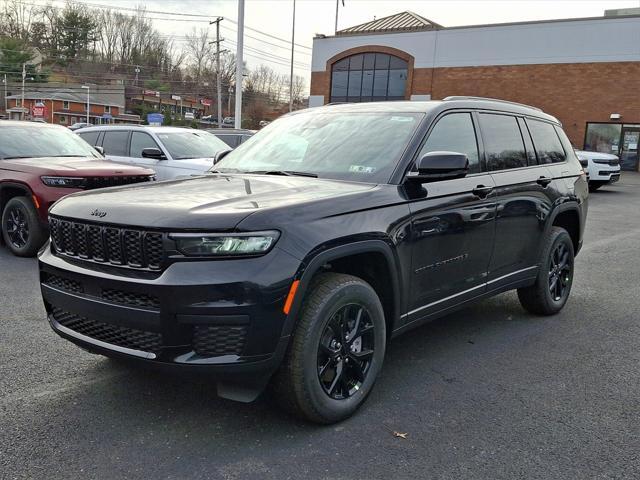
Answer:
top-left (588, 164), bottom-right (621, 183)
top-left (39, 245), bottom-right (301, 390)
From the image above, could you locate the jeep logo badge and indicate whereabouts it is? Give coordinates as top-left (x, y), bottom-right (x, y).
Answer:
top-left (90, 209), bottom-right (107, 218)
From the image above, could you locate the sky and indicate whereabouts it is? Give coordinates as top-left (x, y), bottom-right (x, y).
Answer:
top-left (31, 0), bottom-right (640, 90)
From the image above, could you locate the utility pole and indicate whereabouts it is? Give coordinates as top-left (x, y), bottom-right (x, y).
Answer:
top-left (209, 17), bottom-right (224, 127)
top-left (235, 0), bottom-right (244, 129)
top-left (228, 85), bottom-right (233, 118)
top-left (3, 74), bottom-right (7, 114)
top-left (21, 64), bottom-right (26, 120)
top-left (81, 85), bottom-right (90, 124)
top-left (289, 0), bottom-right (296, 112)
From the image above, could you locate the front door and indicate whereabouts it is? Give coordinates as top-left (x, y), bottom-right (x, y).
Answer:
top-left (406, 112), bottom-right (496, 325)
top-left (620, 127), bottom-right (640, 172)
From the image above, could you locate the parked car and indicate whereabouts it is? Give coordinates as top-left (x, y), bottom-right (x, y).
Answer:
top-left (0, 121), bottom-right (155, 257)
top-left (575, 150), bottom-right (621, 191)
top-left (76, 125), bottom-right (229, 180)
top-left (39, 98), bottom-right (587, 423)
top-left (206, 128), bottom-right (255, 148)
top-left (222, 116), bottom-right (235, 126)
top-left (68, 122), bottom-right (91, 131)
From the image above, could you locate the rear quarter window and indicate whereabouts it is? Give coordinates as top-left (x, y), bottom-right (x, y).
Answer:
top-left (527, 119), bottom-right (566, 164)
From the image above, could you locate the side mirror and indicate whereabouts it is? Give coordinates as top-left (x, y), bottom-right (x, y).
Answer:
top-left (406, 151), bottom-right (469, 183)
top-left (141, 147), bottom-right (166, 160)
top-left (214, 148), bottom-right (233, 164)
top-left (93, 145), bottom-right (104, 156)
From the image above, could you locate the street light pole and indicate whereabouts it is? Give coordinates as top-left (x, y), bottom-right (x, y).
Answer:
top-left (81, 85), bottom-right (90, 124)
top-left (21, 64), bottom-right (26, 120)
top-left (289, 0), bottom-right (296, 112)
top-left (3, 74), bottom-right (7, 114)
top-left (234, 0), bottom-right (244, 129)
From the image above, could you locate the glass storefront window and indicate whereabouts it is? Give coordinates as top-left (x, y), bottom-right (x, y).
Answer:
top-left (584, 123), bottom-right (622, 154)
top-left (330, 53), bottom-right (408, 103)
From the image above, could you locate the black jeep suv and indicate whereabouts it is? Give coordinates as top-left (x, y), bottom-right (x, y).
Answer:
top-left (39, 97), bottom-right (588, 423)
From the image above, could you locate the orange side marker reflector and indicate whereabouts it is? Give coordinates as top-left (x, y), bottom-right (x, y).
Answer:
top-left (283, 280), bottom-right (300, 315)
top-left (32, 194), bottom-right (41, 209)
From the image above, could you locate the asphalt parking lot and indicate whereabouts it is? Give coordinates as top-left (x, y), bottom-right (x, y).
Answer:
top-left (2, 173), bottom-right (640, 480)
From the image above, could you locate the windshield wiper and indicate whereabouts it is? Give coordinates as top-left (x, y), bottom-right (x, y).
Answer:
top-left (249, 170), bottom-right (318, 178)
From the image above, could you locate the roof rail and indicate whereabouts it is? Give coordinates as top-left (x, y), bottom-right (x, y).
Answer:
top-left (443, 96), bottom-right (542, 112)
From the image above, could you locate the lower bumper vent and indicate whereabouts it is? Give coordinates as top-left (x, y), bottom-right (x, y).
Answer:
top-left (193, 325), bottom-right (247, 356)
top-left (52, 307), bottom-right (162, 353)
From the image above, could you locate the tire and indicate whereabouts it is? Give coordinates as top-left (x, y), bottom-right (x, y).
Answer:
top-left (1, 196), bottom-right (47, 257)
top-left (517, 226), bottom-right (575, 316)
top-left (273, 273), bottom-right (386, 424)
top-left (588, 183), bottom-right (602, 192)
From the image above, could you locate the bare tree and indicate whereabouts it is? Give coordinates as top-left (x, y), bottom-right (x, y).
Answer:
top-left (185, 27), bottom-right (213, 84)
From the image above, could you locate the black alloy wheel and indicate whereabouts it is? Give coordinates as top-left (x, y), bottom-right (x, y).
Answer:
top-left (5, 204), bottom-right (29, 249)
top-left (549, 242), bottom-right (572, 302)
top-left (317, 304), bottom-right (375, 400)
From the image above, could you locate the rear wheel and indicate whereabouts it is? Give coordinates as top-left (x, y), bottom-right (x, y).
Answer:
top-left (518, 227), bottom-right (574, 315)
top-left (1, 196), bottom-right (46, 257)
top-left (273, 273), bottom-right (386, 424)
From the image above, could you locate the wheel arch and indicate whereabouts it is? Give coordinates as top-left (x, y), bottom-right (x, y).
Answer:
top-left (281, 240), bottom-right (403, 340)
top-left (0, 182), bottom-right (33, 215)
top-left (547, 203), bottom-right (581, 255)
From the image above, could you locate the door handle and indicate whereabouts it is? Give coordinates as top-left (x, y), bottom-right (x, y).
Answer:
top-left (537, 176), bottom-right (553, 187)
top-left (472, 185), bottom-right (494, 198)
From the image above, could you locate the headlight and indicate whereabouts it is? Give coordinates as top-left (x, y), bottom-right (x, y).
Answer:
top-left (41, 176), bottom-right (87, 188)
top-left (171, 231), bottom-right (280, 256)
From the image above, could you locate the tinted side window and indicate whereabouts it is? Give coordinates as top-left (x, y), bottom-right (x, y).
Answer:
top-left (130, 132), bottom-right (160, 158)
top-left (479, 114), bottom-right (527, 171)
top-left (102, 131), bottom-right (129, 156)
top-left (527, 119), bottom-right (566, 164)
top-left (420, 113), bottom-right (480, 173)
top-left (78, 131), bottom-right (99, 146)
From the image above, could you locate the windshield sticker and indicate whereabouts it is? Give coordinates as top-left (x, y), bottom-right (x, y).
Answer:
top-left (390, 116), bottom-right (415, 122)
top-left (349, 165), bottom-right (376, 174)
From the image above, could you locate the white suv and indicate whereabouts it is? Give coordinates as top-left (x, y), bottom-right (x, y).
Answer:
top-left (77, 126), bottom-right (230, 181)
top-left (575, 150), bottom-right (621, 192)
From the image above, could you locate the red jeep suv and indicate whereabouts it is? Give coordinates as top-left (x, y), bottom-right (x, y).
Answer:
top-left (1, 121), bottom-right (155, 257)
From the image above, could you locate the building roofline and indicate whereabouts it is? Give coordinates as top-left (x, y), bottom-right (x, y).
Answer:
top-left (316, 12), bottom-right (640, 40)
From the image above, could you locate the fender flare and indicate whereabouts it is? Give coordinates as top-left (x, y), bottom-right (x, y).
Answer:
top-left (540, 201), bottom-right (582, 257)
top-left (0, 181), bottom-right (33, 210)
top-left (280, 239), bottom-right (403, 338)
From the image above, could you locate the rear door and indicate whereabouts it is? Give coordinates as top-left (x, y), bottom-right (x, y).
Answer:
top-left (479, 113), bottom-right (555, 287)
top-left (406, 111), bottom-right (497, 324)
top-left (100, 130), bottom-right (131, 166)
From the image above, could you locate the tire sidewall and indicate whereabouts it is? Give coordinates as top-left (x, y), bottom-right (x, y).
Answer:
top-left (2, 197), bottom-right (44, 257)
top-left (543, 230), bottom-right (575, 310)
top-left (300, 281), bottom-right (386, 423)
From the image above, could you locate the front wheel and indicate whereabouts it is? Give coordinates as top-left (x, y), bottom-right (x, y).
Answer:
top-left (1, 196), bottom-right (47, 257)
top-left (273, 273), bottom-right (386, 424)
top-left (518, 227), bottom-right (575, 315)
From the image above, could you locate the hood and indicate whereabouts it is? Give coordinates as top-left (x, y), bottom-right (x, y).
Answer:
top-left (2, 157), bottom-right (154, 176)
top-left (575, 150), bottom-right (619, 161)
top-left (167, 157), bottom-right (216, 171)
top-left (49, 173), bottom-right (377, 230)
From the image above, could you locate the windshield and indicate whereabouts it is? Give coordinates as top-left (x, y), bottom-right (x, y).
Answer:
top-left (0, 125), bottom-right (101, 160)
top-left (216, 111), bottom-right (423, 183)
top-left (156, 130), bottom-right (229, 160)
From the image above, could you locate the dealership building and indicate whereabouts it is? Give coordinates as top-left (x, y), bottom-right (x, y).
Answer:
top-left (310, 10), bottom-right (640, 171)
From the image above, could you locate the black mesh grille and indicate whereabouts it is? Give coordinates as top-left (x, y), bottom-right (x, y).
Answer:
top-left (102, 289), bottom-right (160, 310)
top-left (44, 274), bottom-right (83, 293)
top-left (85, 176), bottom-right (152, 190)
top-left (52, 307), bottom-right (162, 353)
top-left (49, 217), bottom-right (164, 271)
top-left (193, 326), bottom-right (247, 356)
